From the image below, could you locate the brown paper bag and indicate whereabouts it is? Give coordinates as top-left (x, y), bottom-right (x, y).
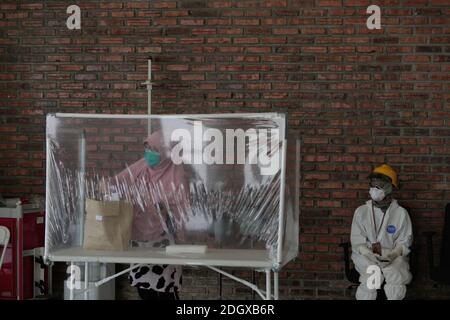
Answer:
top-left (83, 198), bottom-right (133, 251)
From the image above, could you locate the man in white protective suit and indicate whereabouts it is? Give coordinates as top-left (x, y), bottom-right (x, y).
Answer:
top-left (351, 164), bottom-right (413, 300)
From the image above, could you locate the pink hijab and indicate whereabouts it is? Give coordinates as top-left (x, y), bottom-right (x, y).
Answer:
top-left (114, 130), bottom-right (189, 241)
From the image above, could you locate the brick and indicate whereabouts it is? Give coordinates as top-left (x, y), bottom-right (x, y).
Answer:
top-left (98, 37), bottom-right (123, 45)
top-left (180, 19), bottom-right (204, 25)
top-left (273, 28), bottom-right (298, 34)
top-left (99, 55), bottom-right (123, 62)
top-left (317, 0), bottom-right (342, 6)
top-left (165, 64), bottom-right (188, 72)
top-left (99, 3), bottom-right (122, 9)
top-left (234, 18), bottom-right (260, 25)
top-left (264, 0), bottom-right (288, 7)
top-left (263, 17), bottom-right (289, 26)
top-left (0, 3), bottom-right (17, 10)
top-left (47, 38), bottom-right (71, 45)
top-left (4, 12), bottom-right (29, 19)
top-left (302, 27), bottom-right (326, 34)
top-left (153, 18), bottom-right (177, 25)
top-left (124, 2), bottom-right (149, 9)
top-left (111, 11), bottom-right (134, 18)
top-left (192, 28), bottom-right (216, 35)
top-left (180, 73), bottom-right (204, 81)
top-left (47, 55), bottom-right (70, 62)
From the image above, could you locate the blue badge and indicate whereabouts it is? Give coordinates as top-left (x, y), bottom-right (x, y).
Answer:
top-left (387, 225), bottom-right (396, 234)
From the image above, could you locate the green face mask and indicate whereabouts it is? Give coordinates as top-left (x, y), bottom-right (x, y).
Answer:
top-left (144, 149), bottom-right (161, 167)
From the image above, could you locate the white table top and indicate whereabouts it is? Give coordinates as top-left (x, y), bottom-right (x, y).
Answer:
top-left (48, 246), bottom-right (274, 269)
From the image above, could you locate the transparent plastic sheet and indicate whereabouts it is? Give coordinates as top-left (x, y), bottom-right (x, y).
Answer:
top-left (280, 130), bottom-right (300, 267)
top-left (45, 113), bottom-right (299, 269)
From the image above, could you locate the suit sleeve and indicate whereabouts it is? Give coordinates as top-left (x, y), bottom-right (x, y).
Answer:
top-left (351, 207), bottom-right (369, 253)
top-left (394, 208), bottom-right (413, 256)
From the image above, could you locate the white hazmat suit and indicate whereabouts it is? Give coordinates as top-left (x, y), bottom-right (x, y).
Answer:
top-left (351, 199), bottom-right (413, 300)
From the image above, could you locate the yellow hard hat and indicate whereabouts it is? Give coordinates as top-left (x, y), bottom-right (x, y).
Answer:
top-left (369, 164), bottom-right (398, 188)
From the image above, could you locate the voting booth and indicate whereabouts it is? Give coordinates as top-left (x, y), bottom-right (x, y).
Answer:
top-left (44, 113), bottom-right (299, 299)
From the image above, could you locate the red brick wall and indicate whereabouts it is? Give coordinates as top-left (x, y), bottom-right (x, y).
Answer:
top-left (1, 0), bottom-right (449, 299)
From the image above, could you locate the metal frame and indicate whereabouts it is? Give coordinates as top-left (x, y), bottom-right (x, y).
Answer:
top-left (52, 136), bottom-right (286, 300)
top-left (141, 58), bottom-right (153, 136)
top-left (66, 260), bottom-right (279, 300)
top-left (45, 120), bottom-right (288, 301)
top-left (51, 112), bottom-right (282, 119)
top-left (276, 138), bottom-right (287, 269)
top-left (44, 138), bottom-right (51, 261)
top-left (47, 134), bottom-right (287, 300)
top-left (45, 61), bottom-right (292, 300)
top-left (78, 131), bottom-right (86, 247)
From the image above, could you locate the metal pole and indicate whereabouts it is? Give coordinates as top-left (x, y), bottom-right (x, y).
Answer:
top-left (84, 262), bottom-right (89, 300)
top-left (44, 135), bottom-right (51, 262)
top-left (16, 215), bottom-right (21, 300)
top-left (70, 264), bottom-right (144, 299)
top-left (78, 131), bottom-right (86, 246)
top-left (252, 270), bottom-right (256, 300)
top-left (274, 271), bottom-right (279, 300)
top-left (148, 59), bottom-right (152, 135)
top-left (54, 112), bottom-right (280, 119)
top-left (95, 263), bottom-right (143, 287)
top-left (48, 263), bottom-right (53, 296)
top-left (219, 271), bottom-right (223, 300)
top-left (141, 58), bottom-right (153, 137)
top-left (250, 237), bottom-right (256, 300)
top-left (265, 270), bottom-right (271, 300)
top-left (69, 262), bottom-right (74, 300)
top-left (77, 132), bottom-right (87, 300)
top-left (276, 139), bottom-right (287, 265)
top-left (206, 265), bottom-right (266, 300)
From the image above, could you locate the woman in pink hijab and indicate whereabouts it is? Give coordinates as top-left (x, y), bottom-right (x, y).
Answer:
top-left (114, 130), bottom-right (189, 300)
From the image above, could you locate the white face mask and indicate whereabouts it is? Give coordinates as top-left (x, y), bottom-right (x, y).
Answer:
top-left (369, 187), bottom-right (385, 202)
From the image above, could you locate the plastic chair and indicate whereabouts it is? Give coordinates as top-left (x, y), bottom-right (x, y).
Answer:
top-left (0, 226), bottom-right (10, 269)
top-left (423, 203), bottom-right (450, 285)
top-left (339, 242), bottom-right (361, 286)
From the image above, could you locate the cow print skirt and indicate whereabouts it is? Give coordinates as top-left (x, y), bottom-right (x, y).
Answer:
top-left (129, 234), bottom-right (182, 293)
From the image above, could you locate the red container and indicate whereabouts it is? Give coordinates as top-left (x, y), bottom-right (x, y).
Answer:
top-left (0, 204), bottom-right (49, 300)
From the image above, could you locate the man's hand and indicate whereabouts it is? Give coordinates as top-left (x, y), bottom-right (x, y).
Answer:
top-left (365, 252), bottom-right (380, 264)
top-left (379, 245), bottom-right (403, 263)
top-left (358, 245), bottom-right (380, 264)
top-left (371, 242), bottom-right (382, 255)
top-left (374, 253), bottom-right (391, 268)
